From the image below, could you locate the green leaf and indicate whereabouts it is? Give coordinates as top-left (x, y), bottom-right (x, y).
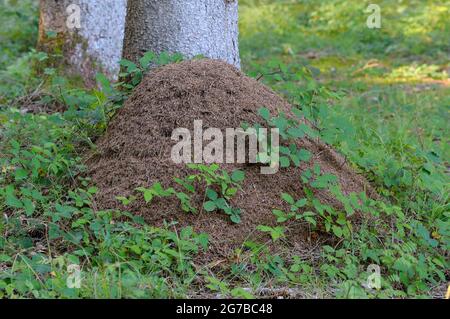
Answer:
top-left (203, 201), bottom-right (217, 212)
top-left (257, 225), bottom-right (272, 232)
top-left (256, 225), bottom-right (285, 241)
top-left (95, 73), bottom-right (112, 93)
top-left (119, 59), bottom-right (138, 72)
top-left (273, 209), bottom-right (290, 222)
top-left (87, 187), bottom-right (98, 194)
top-left (152, 182), bottom-right (164, 193)
top-left (281, 193), bottom-right (295, 205)
top-left (22, 198), bottom-right (35, 217)
top-left (297, 149), bottom-right (312, 162)
top-left (116, 196), bottom-right (135, 206)
top-left (197, 233), bottom-right (209, 250)
top-left (280, 156), bottom-right (290, 168)
top-left (14, 168), bottom-right (28, 181)
top-left (258, 107), bottom-right (271, 121)
top-left (279, 146), bottom-right (290, 155)
top-left (332, 225), bottom-right (343, 238)
top-left (231, 288), bottom-right (253, 299)
top-left (313, 164), bottom-right (321, 175)
top-left (55, 204), bottom-right (77, 219)
top-left (231, 170), bottom-right (245, 183)
top-left (225, 187), bottom-right (237, 197)
top-left (139, 52), bottom-right (156, 69)
top-left (5, 186), bottom-right (22, 209)
top-left (206, 188), bottom-right (218, 200)
top-left (295, 198), bottom-right (308, 208)
top-left (291, 154), bottom-right (300, 167)
top-left (130, 245), bottom-right (142, 254)
top-left (143, 190), bottom-right (153, 203)
top-left (304, 216), bottom-right (317, 226)
top-left (303, 211), bottom-right (316, 217)
top-left (230, 214), bottom-right (241, 224)
top-left (215, 198), bottom-right (228, 210)
top-left (287, 126), bottom-right (305, 138)
top-left (174, 178), bottom-right (195, 193)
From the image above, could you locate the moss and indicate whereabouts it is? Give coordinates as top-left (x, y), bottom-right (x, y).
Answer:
top-left (37, 30), bottom-right (100, 87)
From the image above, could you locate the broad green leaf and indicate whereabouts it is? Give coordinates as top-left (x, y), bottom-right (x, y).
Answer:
top-left (203, 201), bottom-right (217, 212)
top-left (332, 225), bottom-right (343, 238)
top-left (258, 107), bottom-right (271, 121)
top-left (231, 170), bottom-right (245, 183)
top-left (280, 156), bottom-right (290, 168)
top-left (287, 126), bottom-right (305, 138)
top-left (295, 198), bottom-right (308, 208)
top-left (298, 149), bottom-right (312, 162)
top-left (281, 193), bottom-right (295, 205)
top-left (206, 188), bottom-right (218, 200)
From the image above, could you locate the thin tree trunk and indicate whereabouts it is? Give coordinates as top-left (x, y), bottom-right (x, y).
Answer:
top-left (122, 0), bottom-right (241, 69)
top-left (38, 0), bottom-right (127, 84)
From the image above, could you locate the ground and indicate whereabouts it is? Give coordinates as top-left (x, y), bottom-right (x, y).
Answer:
top-left (0, 0), bottom-right (448, 299)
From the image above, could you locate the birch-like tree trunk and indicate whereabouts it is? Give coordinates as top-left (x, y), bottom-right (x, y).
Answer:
top-left (38, 0), bottom-right (127, 84)
top-left (122, 0), bottom-right (241, 69)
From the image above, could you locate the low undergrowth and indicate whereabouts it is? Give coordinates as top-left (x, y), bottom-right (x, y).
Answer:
top-left (1, 52), bottom-right (448, 299)
top-left (0, 0), bottom-right (448, 299)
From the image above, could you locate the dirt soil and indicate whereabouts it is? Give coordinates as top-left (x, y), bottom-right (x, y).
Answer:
top-left (86, 59), bottom-right (372, 261)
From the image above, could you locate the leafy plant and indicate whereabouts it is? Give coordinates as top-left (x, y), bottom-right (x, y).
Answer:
top-left (256, 225), bottom-right (285, 241)
top-left (118, 52), bottom-right (184, 92)
top-left (185, 164), bottom-right (245, 223)
top-left (135, 181), bottom-right (196, 214)
top-left (203, 188), bottom-right (242, 223)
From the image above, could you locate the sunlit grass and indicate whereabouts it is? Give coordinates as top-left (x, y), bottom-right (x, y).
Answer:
top-left (239, 0), bottom-right (450, 211)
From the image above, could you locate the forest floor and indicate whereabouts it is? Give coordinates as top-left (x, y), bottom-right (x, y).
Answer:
top-left (0, 0), bottom-right (448, 299)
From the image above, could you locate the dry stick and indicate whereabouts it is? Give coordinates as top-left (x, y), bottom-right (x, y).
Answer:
top-left (197, 188), bottom-right (208, 222)
top-left (256, 67), bottom-right (283, 81)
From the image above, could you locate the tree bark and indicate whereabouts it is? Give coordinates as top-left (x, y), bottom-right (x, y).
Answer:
top-left (38, 0), bottom-right (127, 84)
top-left (122, 0), bottom-right (240, 69)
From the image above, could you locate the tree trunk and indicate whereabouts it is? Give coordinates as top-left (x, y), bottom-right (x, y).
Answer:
top-left (38, 0), bottom-right (127, 84)
top-left (122, 0), bottom-right (240, 69)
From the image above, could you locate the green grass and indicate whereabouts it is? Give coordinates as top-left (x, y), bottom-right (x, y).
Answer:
top-left (0, 0), bottom-right (448, 299)
top-left (240, 0), bottom-right (449, 208)
top-left (237, 0), bottom-right (449, 297)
